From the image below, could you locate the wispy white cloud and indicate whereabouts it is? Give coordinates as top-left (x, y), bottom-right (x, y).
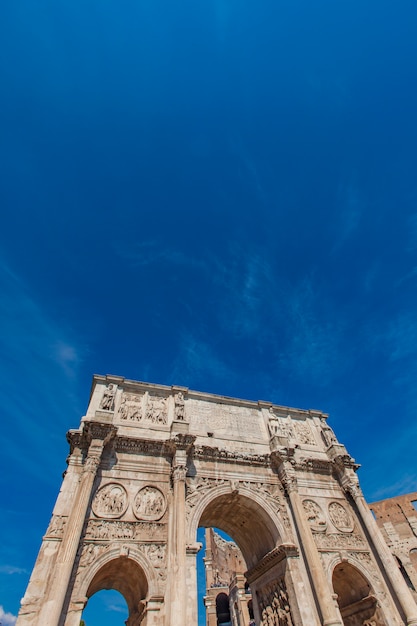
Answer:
top-left (369, 473), bottom-right (417, 502)
top-left (213, 247), bottom-right (275, 339)
top-left (0, 565), bottom-right (27, 575)
top-left (113, 239), bottom-right (209, 273)
top-left (386, 312), bottom-right (417, 362)
top-left (107, 603), bottom-right (127, 613)
top-left (0, 605), bottom-right (17, 626)
top-left (0, 258), bottom-right (84, 483)
top-left (281, 276), bottom-right (345, 387)
top-left (332, 179), bottom-right (363, 252)
top-left (169, 331), bottom-right (235, 390)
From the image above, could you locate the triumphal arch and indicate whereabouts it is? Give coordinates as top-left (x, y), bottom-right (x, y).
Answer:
top-left (17, 375), bottom-right (417, 626)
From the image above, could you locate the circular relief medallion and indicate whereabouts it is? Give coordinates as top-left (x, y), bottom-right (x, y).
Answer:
top-left (133, 486), bottom-right (166, 521)
top-left (328, 501), bottom-right (354, 533)
top-left (302, 499), bottom-right (327, 532)
top-left (92, 483), bottom-right (128, 519)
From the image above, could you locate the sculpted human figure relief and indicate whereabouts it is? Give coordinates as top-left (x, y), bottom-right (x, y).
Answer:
top-left (328, 501), bottom-right (354, 533)
top-left (293, 421), bottom-right (316, 445)
top-left (175, 391), bottom-right (185, 420)
top-left (118, 393), bottom-right (143, 421)
top-left (258, 579), bottom-right (294, 626)
top-left (320, 418), bottom-right (338, 447)
top-left (92, 483), bottom-right (128, 519)
top-left (302, 499), bottom-right (327, 532)
top-left (146, 395), bottom-right (168, 424)
top-left (134, 486), bottom-right (166, 520)
top-left (100, 383), bottom-right (116, 410)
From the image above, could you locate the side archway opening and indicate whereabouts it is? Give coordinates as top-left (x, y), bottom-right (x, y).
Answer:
top-left (332, 561), bottom-right (384, 625)
top-left (83, 556), bottom-right (148, 626)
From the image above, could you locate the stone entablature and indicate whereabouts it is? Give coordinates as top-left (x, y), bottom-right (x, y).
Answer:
top-left (16, 375), bottom-right (417, 626)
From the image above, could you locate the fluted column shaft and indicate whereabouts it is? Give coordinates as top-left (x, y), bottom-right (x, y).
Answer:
top-left (168, 453), bottom-right (188, 626)
top-left (279, 462), bottom-right (342, 626)
top-left (342, 472), bottom-right (417, 626)
top-left (37, 438), bottom-right (104, 626)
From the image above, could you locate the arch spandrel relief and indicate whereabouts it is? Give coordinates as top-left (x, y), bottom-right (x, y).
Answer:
top-left (133, 486), bottom-right (167, 521)
top-left (16, 375), bottom-right (415, 626)
top-left (328, 501), bottom-right (355, 534)
top-left (92, 483), bottom-right (128, 519)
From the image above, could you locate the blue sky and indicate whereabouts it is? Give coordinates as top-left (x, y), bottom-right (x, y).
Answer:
top-left (1, 0), bottom-right (417, 623)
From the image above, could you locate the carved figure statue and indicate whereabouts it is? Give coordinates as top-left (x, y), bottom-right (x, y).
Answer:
top-left (175, 392), bottom-right (185, 420)
top-left (100, 384), bottom-right (115, 410)
top-left (320, 418), bottom-right (338, 447)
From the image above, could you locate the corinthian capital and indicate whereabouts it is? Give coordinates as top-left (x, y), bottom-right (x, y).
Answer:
top-left (172, 463), bottom-right (188, 483)
top-left (278, 462), bottom-right (298, 494)
top-left (83, 455), bottom-right (101, 475)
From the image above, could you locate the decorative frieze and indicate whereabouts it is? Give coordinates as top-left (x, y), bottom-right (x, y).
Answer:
top-left (84, 519), bottom-right (167, 541)
top-left (44, 515), bottom-right (68, 539)
top-left (193, 446), bottom-right (269, 465)
top-left (313, 531), bottom-right (366, 551)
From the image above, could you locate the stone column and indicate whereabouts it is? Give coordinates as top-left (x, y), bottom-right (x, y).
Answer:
top-left (37, 433), bottom-right (108, 626)
top-left (278, 461), bottom-right (342, 626)
top-left (341, 470), bottom-right (417, 626)
top-left (168, 453), bottom-right (188, 626)
top-left (185, 542), bottom-right (202, 626)
top-left (204, 595), bottom-right (218, 626)
top-left (231, 574), bottom-right (250, 626)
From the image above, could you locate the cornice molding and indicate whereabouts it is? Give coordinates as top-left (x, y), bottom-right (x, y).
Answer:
top-left (245, 544), bottom-right (299, 583)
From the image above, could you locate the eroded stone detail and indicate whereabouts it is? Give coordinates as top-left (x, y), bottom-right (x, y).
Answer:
top-left (174, 392), bottom-right (185, 420)
top-left (45, 515), bottom-right (67, 539)
top-left (328, 501), bottom-right (354, 533)
top-left (92, 483), bottom-right (128, 519)
top-left (293, 421), bottom-right (315, 445)
top-left (85, 519), bottom-right (166, 541)
top-left (118, 392), bottom-right (168, 425)
top-left (302, 499), bottom-right (327, 532)
top-left (133, 486), bottom-right (166, 521)
top-left (100, 384), bottom-right (116, 410)
top-left (119, 393), bottom-right (143, 421)
top-left (313, 532), bottom-right (366, 550)
top-left (257, 578), bottom-right (294, 626)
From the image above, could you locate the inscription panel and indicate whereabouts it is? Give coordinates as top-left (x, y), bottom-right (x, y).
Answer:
top-left (187, 399), bottom-right (265, 441)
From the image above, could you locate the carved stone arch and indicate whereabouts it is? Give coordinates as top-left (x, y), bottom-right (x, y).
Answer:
top-left (330, 558), bottom-right (387, 626)
top-left (187, 483), bottom-right (285, 569)
top-left (74, 544), bottom-right (160, 605)
top-left (324, 553), bottom-right (374, 587)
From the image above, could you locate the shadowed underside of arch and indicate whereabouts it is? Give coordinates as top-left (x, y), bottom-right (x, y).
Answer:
top-left (199, 492), bottom-right (281, 569)
top-left (86, 556), bottom-right (148, 622)
top-left (332, 562), bottom-right (384, 626)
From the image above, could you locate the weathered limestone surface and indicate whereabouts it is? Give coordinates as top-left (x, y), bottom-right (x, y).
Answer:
top-left (16, 375), bottom-right (417, 626)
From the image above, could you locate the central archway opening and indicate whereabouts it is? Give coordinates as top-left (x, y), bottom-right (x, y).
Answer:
top-left (195, 491), bottom-right (283, 626)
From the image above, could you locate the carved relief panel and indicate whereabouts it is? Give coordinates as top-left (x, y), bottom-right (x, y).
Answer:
top-left (133, 486), bottom-right (166, 521)
top-left (118, 391), bottom-right (168, 425)
top-left (92, 483), bottom-right (128, 519)
top-left (257, 578), bottom-right (294, 626)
